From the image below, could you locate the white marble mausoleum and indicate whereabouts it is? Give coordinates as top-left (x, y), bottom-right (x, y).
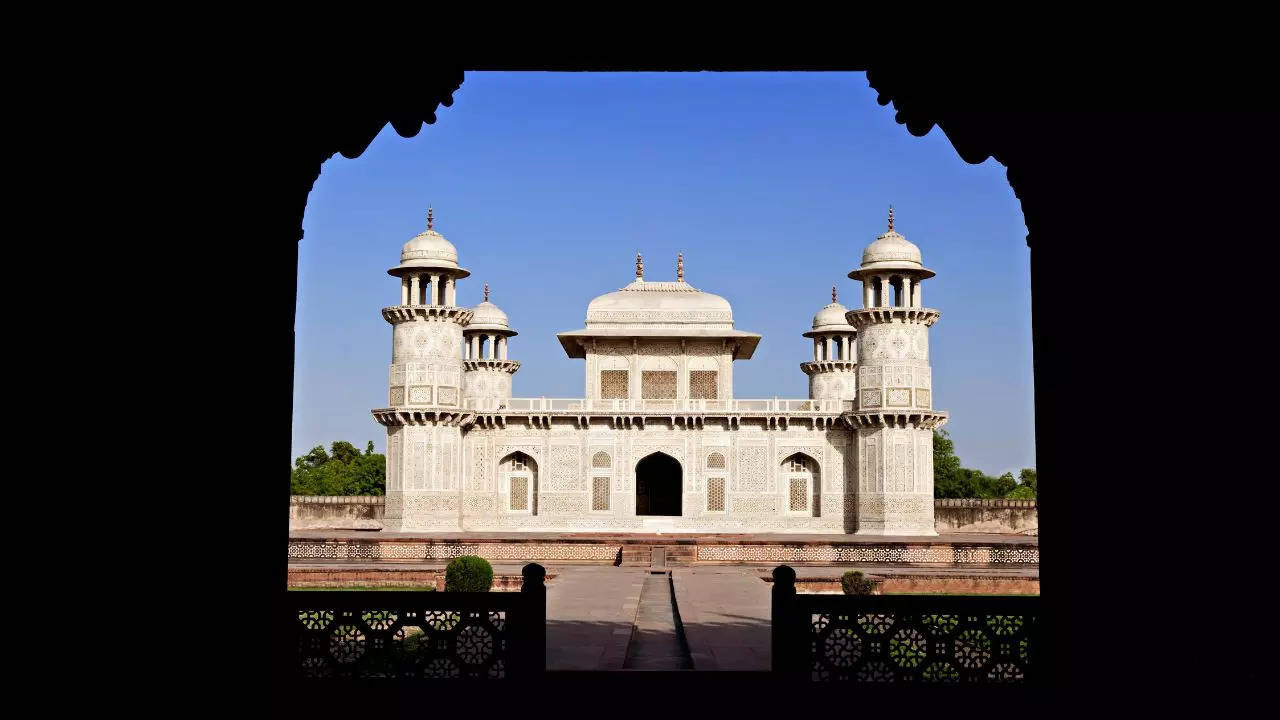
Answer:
top-left (373, 208), bottom-right (947, 535)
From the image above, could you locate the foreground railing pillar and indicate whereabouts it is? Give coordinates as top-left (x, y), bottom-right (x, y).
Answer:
top-left (771, 564), bottom-right (801, 681)
top-left (521, 563), bottom-right (547, 677)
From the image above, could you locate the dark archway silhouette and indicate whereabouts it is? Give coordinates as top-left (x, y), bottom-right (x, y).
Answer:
top-left (219, 61), bottom-right (1263, 689)
top-left (635, 453), bottom-right (682, 516)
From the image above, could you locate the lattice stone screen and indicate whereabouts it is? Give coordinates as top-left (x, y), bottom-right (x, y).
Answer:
top-left (790, 478), bottom-right (808, 512)
top-left (641, 371), bottom-right (677, 399)
top-left (689, 370), bottom-right (718, 399)
top-left (600, 370), bottom-right (628, 399)
top-left (707, 452), bottom-right (726, 469)
top-left (592, 476), bottom-right (610, 511)
top-left (510, 477), bottom-right (528, 510)
top-left (592, 451), bottom-right (612, 468)
top-left (707, 477), bottom-right (725, 511)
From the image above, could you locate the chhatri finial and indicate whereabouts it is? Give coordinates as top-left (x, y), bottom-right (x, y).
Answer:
top-left (677, 253), bottom-right (684, 282)
top-left (636, 252), bottom-right (644, 280)
top-left (483, 283), bottom-right (489, 302)
top-left (887, 205), bottom-right (894, 232)
top-left (832, 285), bottom-right (838, 303)
top-left (427, 206), bottom-right (434, 231)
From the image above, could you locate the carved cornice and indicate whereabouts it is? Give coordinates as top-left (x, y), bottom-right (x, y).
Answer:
top-left (371, 409), bottom-right (473, 427)
top-left (382, 306), bottom-right (474, 325)
top-left (800, 361), bottom-right (858, 375)
top-left (845, 308), bottom-right (940, 330)
top-left (841, 410), bottom-right (949, 430)
top-left (463, 359), bottom-right (521, 374)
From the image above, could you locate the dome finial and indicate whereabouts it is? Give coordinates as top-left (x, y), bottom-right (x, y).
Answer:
top-left (427, 206), bottom-right (434, 231)
top-left (832, 285), bottom-right (838, 303)
top-left (636, 252), bottom-right (643, 281)
top-left (677, 252), bottom-right (684, 282)
top-left (887, 205), bottom-right (894, 232)
top-left (483, 283), bottom-right (489, 302)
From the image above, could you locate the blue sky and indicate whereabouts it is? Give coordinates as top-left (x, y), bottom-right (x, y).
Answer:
top-left (294, 72), bottom-right (1035, 477)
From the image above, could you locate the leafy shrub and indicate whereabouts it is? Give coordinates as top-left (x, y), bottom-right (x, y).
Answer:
top-left (841, 570), bottom-right (877, 595)
top-left (444, 555), bottom-right (493, 592)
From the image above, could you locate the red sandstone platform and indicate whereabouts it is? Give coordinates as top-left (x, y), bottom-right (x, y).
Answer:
top-left (288, 530), bottom-right (1037, 568)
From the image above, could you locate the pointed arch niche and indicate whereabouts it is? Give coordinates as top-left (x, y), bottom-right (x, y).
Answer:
top-left (500, 452), bottom-right (538, 514)
top-left (782, 452), bottom-right (821, 517)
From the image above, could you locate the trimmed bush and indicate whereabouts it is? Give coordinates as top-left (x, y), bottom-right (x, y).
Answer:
top-left (444, 555), bottom-right (494, 592)
top-left (841, 570), bottom-right (877, 595)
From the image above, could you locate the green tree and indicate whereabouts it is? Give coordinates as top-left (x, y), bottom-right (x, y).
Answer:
top-left (933, 430), bottom-right (962, 480)
top-left (932, 430), bottom-right (1028, 499)
top-left (1007, 485), bottom-right (1036, 499)
top-left (1018, 468), bottom-right (1037, 493)
top-left (289, 440), bottom-right (386, 496)
top-left (993, 472), bottom-right (1018, 498)
top-left (932, 430), bottom-right (967, 498)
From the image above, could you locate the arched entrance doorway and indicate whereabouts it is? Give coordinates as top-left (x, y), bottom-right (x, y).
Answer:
top-left (635, 453), bottom-right (682, 516)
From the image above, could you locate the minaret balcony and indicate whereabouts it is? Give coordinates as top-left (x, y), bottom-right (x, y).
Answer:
top-left (800, 360), bottom-right (858, 375)
top-left (381, 305), bottom-right (475, 325)
top-left (842, 409), bottom-right (949, 430)
top-left (462, 359), bottom-right (521, 373)
top-left (845, 307), bottom-right (940, 330)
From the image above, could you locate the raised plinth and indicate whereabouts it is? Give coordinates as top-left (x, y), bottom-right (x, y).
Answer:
top-left (288, 530), bottom-right (1037, 567)
top-left (381, 305), bottom-right (474, 324)
top-left (844, 307), bottom-right (940, 329)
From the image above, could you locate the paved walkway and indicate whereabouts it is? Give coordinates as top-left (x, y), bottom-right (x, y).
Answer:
top-left (672, 567), bottom-right (772, 671)
top-left (544, 566), bottom-right (646, 671)
top-left (545, 566), bottom-right (772, 672)
top-left (623, 574), bottom-right (693, 670)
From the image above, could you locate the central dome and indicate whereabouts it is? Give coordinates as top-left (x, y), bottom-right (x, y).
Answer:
top-left (557, 256), bottom-right (761, 359)
top-left (586, 280), bottom-right (733, 327)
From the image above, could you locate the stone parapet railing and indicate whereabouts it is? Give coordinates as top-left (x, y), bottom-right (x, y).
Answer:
top-left (289, 495), bottom-right (386, 505)
top-left (770, 565), bottom-right (1039, 684)
top-left (459, 397), bottom-right (857, 414)
top-left (935, 498), bottom-right (1037, 509)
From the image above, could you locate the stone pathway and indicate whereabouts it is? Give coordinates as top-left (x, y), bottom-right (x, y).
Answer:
top-left (672, 567), bottom-right (772, 671)
top-left (544, 566), bottom-right (645, 671)
top-left (622, 573), bottom-right (693, 670)
top-left (544, 565), bottom-right (772, 671)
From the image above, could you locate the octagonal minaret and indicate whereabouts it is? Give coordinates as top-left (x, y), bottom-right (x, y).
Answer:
top-left (801, 285), bottom-right (858, 405)
top-left (373, 208), bottom-right (474, 532)
top-left (462, 283), bottom-right (521, 410)
top-left (845, 208), bottom-right (948, 535)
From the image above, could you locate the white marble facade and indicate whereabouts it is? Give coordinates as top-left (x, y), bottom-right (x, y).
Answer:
top-left (373, 209), bottom-right (947, 535)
